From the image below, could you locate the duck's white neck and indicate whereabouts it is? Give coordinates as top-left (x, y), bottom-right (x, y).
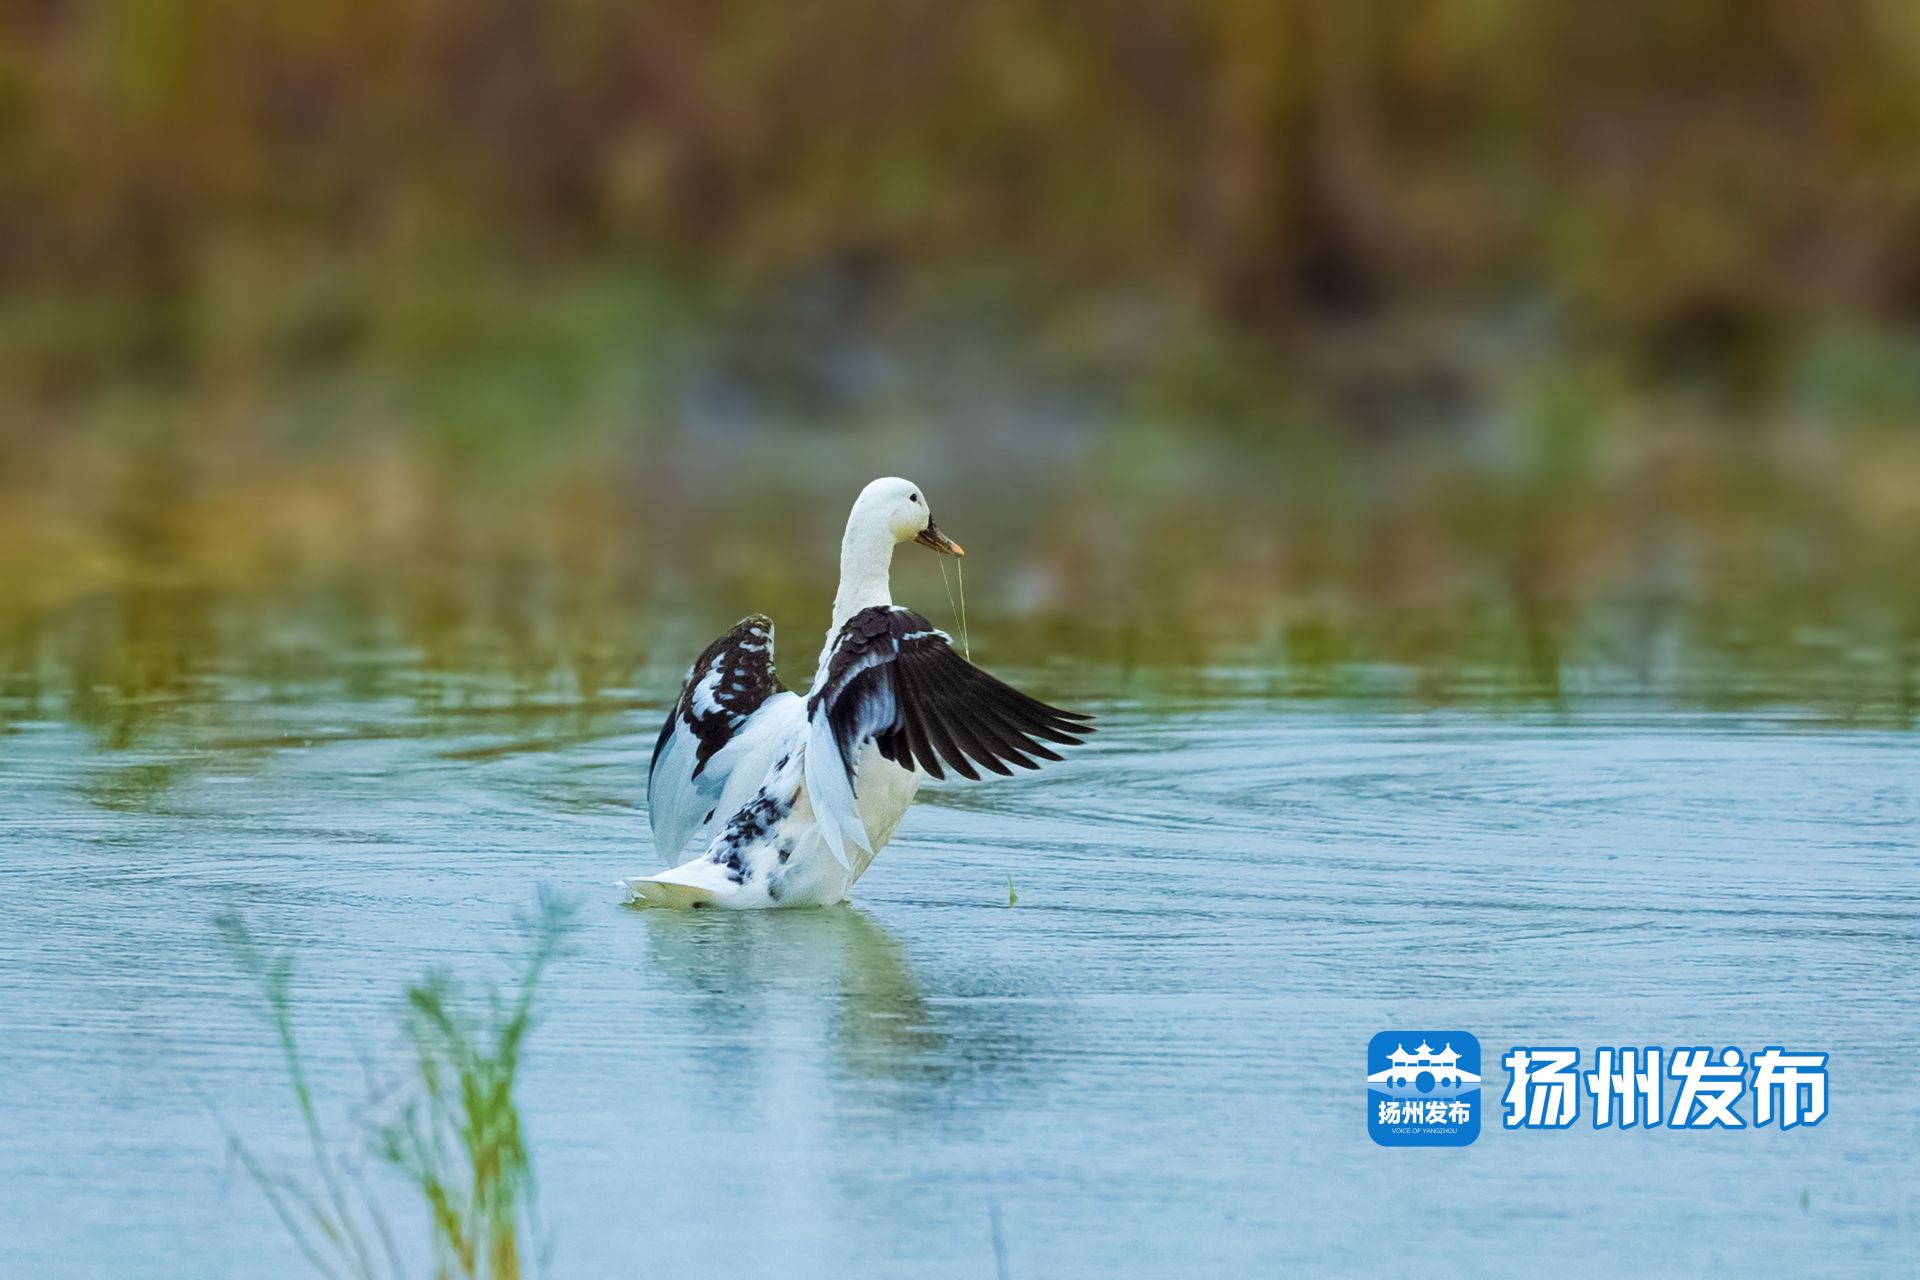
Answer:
top-left (830, 516), bottom-right (896, 634)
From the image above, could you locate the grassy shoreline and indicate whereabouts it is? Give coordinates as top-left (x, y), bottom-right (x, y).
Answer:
top-left (3, 265), bottom-right (1916, 729)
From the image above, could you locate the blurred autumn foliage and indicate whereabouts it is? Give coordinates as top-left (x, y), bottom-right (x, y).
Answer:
top-left (1, 1), bottom-right (1917, 715)
top-left (7, 0), bottom-right (1920, 345)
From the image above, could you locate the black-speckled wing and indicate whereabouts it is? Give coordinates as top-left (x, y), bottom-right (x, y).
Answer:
top-left (649, 615), bottom-right (787, 861)
top-left (802, 606), bottom-right (1092, 863)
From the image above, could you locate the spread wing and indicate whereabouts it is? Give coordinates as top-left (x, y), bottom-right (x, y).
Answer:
top-left (648, 615), bottom-right (787, 861)
top-left (803, 606), bottom-right (1093, 866)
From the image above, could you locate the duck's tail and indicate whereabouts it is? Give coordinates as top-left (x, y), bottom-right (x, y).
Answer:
top-left (620, 858), bottom-right (736, 909)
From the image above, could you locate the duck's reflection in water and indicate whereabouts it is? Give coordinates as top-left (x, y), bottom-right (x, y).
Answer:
top-left (629, 903), bottom-right (1046, 1117)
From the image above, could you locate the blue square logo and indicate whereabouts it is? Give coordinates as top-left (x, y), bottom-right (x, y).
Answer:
top-left (1368, 1031), bottom-right (1482, 1147)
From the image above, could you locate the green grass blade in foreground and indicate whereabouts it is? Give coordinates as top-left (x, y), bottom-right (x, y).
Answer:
top-left (216, 891), bottom-right (575, 1280)
top-left (214, 914), bottom-right (391, 1280)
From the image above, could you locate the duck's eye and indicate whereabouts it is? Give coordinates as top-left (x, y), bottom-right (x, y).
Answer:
top-left (910, 493), bottom-right (920, 503)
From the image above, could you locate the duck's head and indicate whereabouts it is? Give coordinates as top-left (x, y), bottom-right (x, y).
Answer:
top-left (852, 476), bottom-right (964, 557)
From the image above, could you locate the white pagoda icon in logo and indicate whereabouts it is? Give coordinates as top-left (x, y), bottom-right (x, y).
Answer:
top-left (1367, 1040), bottom-right (1481, 1090)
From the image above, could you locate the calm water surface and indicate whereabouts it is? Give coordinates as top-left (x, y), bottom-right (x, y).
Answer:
top-left (2, 671), bottom-right (1916, 1276)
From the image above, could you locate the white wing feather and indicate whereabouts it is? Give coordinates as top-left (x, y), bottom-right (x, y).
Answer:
top-left (803, 635), bottom-right (904, 868)
top-left (803, 715), bottom-right (866, 868)
top-left (647, 616), bottom-right (787, 864)
top-left (648, 721), bottom-right (730, 864)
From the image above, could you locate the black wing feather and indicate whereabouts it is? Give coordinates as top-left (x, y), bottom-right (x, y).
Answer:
top-left (979, 703), bottom-right (1064, 761)
top-left (810, 607), bottom-right (1092, 789)
top-left (906, 659), bottom-right (980, 781)
top-left (654, 614), bottom-right (787, 780)
top-left (891, 658), bottom-right (948, 779)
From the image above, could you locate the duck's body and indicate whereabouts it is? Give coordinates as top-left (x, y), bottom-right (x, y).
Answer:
top-left (626, 477), bottom-right (1091, 909)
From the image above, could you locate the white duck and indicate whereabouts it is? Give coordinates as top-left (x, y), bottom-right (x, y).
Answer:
top-left (626, 476), bottom-right (1092, 908)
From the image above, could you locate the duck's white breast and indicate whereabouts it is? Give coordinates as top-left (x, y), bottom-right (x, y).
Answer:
top-left (847, 747), bottom-right (922, 883)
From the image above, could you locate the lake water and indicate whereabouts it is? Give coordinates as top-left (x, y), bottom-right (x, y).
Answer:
top-left (2, 672), bottom-right (1916, 1276)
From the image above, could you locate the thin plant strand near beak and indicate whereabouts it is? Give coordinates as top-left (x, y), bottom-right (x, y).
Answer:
top-left (915, 521), bottom-right (965, 556)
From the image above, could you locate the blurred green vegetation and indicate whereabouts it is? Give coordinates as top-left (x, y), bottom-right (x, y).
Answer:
top-left (2, 1), bottom-right (1918, 728)
top-left (9, 1), bottom-right (1920, 327)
